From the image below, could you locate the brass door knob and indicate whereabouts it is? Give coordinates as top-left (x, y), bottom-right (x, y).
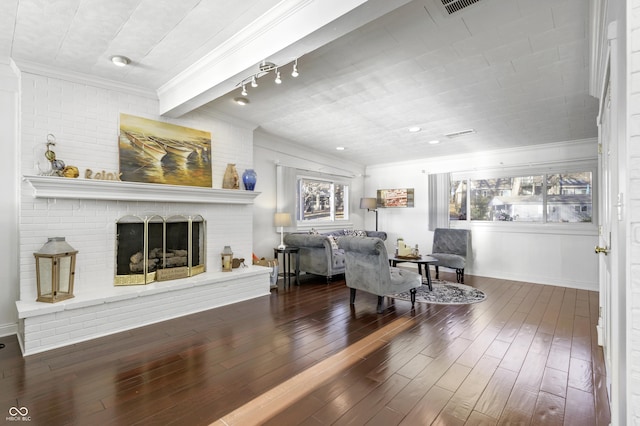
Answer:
top-left (595, 245), bottom-right (609, 255)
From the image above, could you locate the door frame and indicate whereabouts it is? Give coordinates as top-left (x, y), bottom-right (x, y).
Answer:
top-left (596, 19), bottom-right (627, 425)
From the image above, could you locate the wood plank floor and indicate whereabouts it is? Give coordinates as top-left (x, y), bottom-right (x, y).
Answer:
top-left (0, 271), bottom-right (611, 425)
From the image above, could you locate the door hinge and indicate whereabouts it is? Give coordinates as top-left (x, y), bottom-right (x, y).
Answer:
top-left (598, 143), bottom-right (603, 154)
top-left (617, 193), bottom-right (623, 221)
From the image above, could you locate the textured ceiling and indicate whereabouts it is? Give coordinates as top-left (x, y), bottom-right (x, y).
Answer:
top-left (2, 0), bottom-right (598, 166)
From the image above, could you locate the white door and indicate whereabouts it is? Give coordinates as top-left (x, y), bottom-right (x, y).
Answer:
top-left (596, 22), bottom-right (626, 424)
top-left (597, 76), bottom-right (613, 394)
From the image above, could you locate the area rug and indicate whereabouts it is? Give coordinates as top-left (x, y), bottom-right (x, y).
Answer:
top-left (390, 280), bottom-right (486, 305)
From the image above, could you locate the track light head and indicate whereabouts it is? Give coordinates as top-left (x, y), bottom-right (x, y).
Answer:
top-left (241, 84), bottom-right (248, 96)
top-left (251, 76), bottom-right (258, 88)
top-left (291, 59), bottom-right (299, 77)
top-left (275, 69), bottom-right (282, 84)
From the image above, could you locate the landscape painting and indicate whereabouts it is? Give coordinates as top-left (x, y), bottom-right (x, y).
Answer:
top-left (119, 113), bottom-right (212, 187)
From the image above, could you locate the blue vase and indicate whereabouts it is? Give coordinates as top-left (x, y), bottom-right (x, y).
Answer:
top-left (242, 169), bottom-right (257, 191)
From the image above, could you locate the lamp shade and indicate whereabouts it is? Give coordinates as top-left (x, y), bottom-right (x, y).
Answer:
top-left (360, 197), bottom-right (377, 210)
top-left (274, 213), bottom-right (292, 227)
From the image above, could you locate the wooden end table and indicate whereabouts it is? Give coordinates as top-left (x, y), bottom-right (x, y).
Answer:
top-left (273, 246), bottom-right (300, 288)
top-left (389, 254), bottom-right (438, 291)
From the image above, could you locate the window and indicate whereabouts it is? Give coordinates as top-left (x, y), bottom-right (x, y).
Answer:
top-left (546, 172), bottom-right (592, 222)
top-left (297, 178), bottom-right (349, 222)
top-left (450, 170), bottom-right (593, 224)
top-left (470, 176), bottom-right (543, 222)
top-left (449, 179), bottom-right (467, 221)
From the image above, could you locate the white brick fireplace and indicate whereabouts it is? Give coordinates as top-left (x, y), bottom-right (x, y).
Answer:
top-left (17, 177), bottom-right (269, 355)
top-left (16, 70), bottom-right (268, 355)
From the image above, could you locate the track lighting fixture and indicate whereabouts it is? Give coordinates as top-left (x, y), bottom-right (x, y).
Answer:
top-left (235, 57), bottom-right (301, 99)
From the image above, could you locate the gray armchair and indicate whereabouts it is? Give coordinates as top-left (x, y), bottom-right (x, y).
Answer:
top-left (338, 236), bottom-right (422, 313)
top-left (430, 228), bottom-right (470, 283)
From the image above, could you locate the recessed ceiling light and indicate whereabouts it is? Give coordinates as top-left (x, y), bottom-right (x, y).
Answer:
top-left (110, 55), bottom-right (131, 67)
top-left (408, 126), bottom-right (421, 133)
top-left (233, 97), bottom-right (249, 105)
top-left (336, 146), bottom-right (345, 151)
top-left (429, 140), bottom-right (440, 145)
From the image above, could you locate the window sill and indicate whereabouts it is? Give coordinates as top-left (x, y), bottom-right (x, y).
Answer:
top-left (450, 220), bottom-right (598, 236)
top-left (295, 221), bottom-right (354, 233)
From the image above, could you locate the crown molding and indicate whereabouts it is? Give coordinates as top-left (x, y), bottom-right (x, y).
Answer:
top-left (157, 0), bottom-right (412, 118)
top-left (159, 0), bottom-right (315, 94)
top-left (365, 138), bottom-right (599, 172)
top-left (15, 60), bottom-right (157, 100)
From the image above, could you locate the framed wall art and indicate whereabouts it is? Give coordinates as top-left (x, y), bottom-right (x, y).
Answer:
top-left (118, 113), bottom-right (212, 187)
top-left (377, 188), bottom-right (414, 208)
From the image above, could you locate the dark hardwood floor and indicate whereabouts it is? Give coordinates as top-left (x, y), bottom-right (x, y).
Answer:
top-left (0, 271), bottom-right (610, 425)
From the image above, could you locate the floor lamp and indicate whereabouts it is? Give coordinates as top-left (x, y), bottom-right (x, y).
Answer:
top-left (274, 212), bottom-right (292, 249)
top-left (360, 197), bottom-right (378, 231)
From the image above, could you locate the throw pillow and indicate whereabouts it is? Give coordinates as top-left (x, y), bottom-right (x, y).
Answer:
top-left (343, 229), bottom-right (366, 237)
top-left (327, 235), bottom-right (339, 250)
top-left (309, 228), bottom-right (319, 235)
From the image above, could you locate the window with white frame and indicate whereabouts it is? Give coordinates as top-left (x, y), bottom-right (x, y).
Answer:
top-left (297, 177), bottom-right (349, 222)
top-left (449, 170), bottom-right (593, 223)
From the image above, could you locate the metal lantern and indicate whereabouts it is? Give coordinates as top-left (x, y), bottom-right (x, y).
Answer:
top-left (34, 237), bottom-right (78, 303)
top-left (221, 246), bottom-right (233, 272)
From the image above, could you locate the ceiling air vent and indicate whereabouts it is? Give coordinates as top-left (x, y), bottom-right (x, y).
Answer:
top-left (440, 0), bottom-right (483, 15)
top-left (444, 129), bottom-right (476, 138)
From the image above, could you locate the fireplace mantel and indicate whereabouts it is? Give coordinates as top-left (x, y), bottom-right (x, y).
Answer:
top-left (23, 175), bottom-right (260, 204)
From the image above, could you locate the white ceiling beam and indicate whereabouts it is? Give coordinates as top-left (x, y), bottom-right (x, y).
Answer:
top-left (158, 0), bottom-right (412, 118)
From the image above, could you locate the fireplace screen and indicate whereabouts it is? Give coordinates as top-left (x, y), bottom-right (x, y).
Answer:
top-left (115, 214), bottom-right (206, 285)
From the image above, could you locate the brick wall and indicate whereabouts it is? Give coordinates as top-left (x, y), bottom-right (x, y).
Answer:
top-left (17, 71), bottom-right (267, 354)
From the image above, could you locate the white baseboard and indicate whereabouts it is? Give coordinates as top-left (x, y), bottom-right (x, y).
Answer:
top-left (467, 268), bottom-right (598, 291)
top-left (0, 322), bottom-right (18, 337)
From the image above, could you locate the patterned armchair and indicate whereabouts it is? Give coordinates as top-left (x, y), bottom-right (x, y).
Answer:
top-left (338, 236), bottom-right (421, 313)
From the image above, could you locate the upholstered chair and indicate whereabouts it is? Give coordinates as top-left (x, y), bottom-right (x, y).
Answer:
top-left (338, 236), bottom-right (422, 313)
top-left (430, 228), bottom-right (470, 283)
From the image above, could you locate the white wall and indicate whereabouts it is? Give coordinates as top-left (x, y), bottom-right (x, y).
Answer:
top-left (17, 70), bottom-right (258, 301)
top-left (365, 139), bottom-right (599, 290)
top-left (252, 130), bottom-right (366, 259)
top-left (0, 64), bottom-right (266, 347)
top-left (0, 60), bottom-right (19, 336)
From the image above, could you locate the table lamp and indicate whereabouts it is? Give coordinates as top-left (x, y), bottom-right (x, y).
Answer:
top-left (274, 212), bottom-right (292, 249)
top-left (360, 197), bottom-right (378, 231)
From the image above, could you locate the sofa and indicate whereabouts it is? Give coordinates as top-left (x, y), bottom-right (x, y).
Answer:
top-left (338, 236), bottom-right (421, 313)
top-left (283, 229), bottom-right (387, 282)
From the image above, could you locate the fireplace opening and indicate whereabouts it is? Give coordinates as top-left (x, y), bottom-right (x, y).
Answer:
top-left (115, 214), bottom-right (206, 285)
